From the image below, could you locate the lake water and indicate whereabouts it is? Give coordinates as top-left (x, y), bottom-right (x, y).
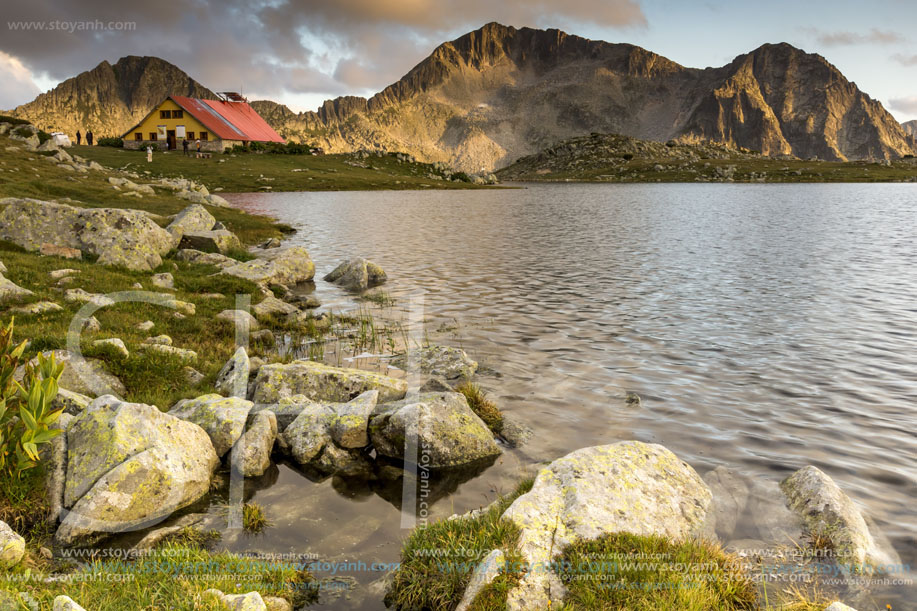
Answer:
top-left (223, 183), bottom-right (917, 609)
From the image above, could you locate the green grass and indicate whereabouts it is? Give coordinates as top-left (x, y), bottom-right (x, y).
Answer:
top-left (556, 532), bottom-right (758, 610)
top-left (75, 145), bottom-right (492, 192)
top-left (242, 502), bottom-right (270, 534)
top-left (456, 381), bottom-right (504, 434)
top-left (0, 542), bottom-right (316, 610)
top-left (385, 479), bottom-right (533, 610)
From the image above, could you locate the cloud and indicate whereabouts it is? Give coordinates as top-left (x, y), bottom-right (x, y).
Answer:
top-left (0, 0), bottom-right (646, 111)
top-left (0, 51), bottom-right (41, 110)
top-left (888, 96), bottom-right (917, 115)
top-left (891, 53), bottom-right (917, 66)
top-left (805, 27), bottom-right (905, 47)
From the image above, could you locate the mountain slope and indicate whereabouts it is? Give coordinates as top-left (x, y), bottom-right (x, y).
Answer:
top-left (902, 120), bottom-right (917, 138)
top-left (7, 24), bottom-right (915, 169)
top-left (7, 56), bottom-right (215, 137)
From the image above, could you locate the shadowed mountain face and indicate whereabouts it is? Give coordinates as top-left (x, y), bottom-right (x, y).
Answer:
top-left (8, 56), bottom-right (215, 137)
top-left (8, 23), bottom-right (915, 169)
top-left (902, 120), bottom-right (917, 139)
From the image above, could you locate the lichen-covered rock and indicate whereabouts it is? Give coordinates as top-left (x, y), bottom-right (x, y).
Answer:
top-left (250, 395), bottom-right (318, 430)
top-left (57, 396), bottom-right (218, 545)
top-left (0, 521), bottom-right (25, 568)
top-left (140, 343), bottom-right (197, 362)
top-left (203, 589), bottom-right (267, 611)
top-left (252, 360), bottom-right (407, 404)
top-left (176, 248), bottom-right (237, 269)
top-left (64, 288), bottom-right (114, 307)
top-left (232, 411), bottom-right (277, 477)
top-left (824, 603), bottom-right (859, 611)
top-left (0, 274), bottom-right (33, 303)
top-left (151, 272), bottom-right (174, 289)
top-left (283, 404), bottom-right (334, 464)
top-left (10, 300), bottom-right (62, 314)
top-left (22, 350), bottom-right (125, 397)
top-left (165, 204), bottom-right (216, 242)
top-left (500, 441), bottom-right (713, 610)
top-left (51, 388), bottom-right (92, 415)
top-left (780, 466), bottom-right (900, 569)
top-left (0, 198), bottom-right (173, 271)
top-left (169, 394), bottom-right (253, 457)
top-left (323, 257), bottom-right (387, 291)
top-left (369, 392), bottom-right (501, 468)
top-left (221, 246), bottom-right (315, 286)
top-left (215, 347), bottom-right (250, 396)
top-left (456, 549), bottom-right (505, 611)
top-left (395, 345), bottom-right (478, 380)
top-left (51, 596), bottom-right (86, 611)
top-left (313, 439), bottom-right (373, 477)
top-left (330, 390), bottom-right (378, 449)
top-left (178, 230), bottom-right (242, 254)
top-left (216, 309), bottom-right (260, 331)
top-left (251, 295), bottom-right (300, 320)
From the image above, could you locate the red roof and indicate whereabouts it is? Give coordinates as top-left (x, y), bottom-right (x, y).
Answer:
top-left (170, 96), bottom-right (284, 143)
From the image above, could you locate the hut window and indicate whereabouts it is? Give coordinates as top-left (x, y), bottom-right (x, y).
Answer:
top-left (200, 132), bottom-right (208, 141)
top-left (172, 110), bottom-right (183, 119)
top-left (160, 110), bottom-right (171, 119)
top-left (134, 133), bottom-right (142, 141)
top-left (187, 132), bottom-right (194, 140)
top-left (149, 132), bottom-right (157, 141)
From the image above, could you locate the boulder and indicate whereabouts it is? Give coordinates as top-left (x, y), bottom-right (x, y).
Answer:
top-left (369, 392), bottom-right (501, 468)
top-left (165, 204), bottom-right (216, 241)
top-left (0, 521), bottom-right (25, 568)
top-left (176, 248), bottom-right (237, 269)
top-left (215, 347), bottom-right (250, 396)
top-left (22, 350), bottom-right (125, 397)
top-left (232, 411), bottom-right (277, 477)
top-left (500, 441), bottom-right (713, 609)
top-left (151, 273), bottom-right (174, 289)
top-left (51, 388), bottom-right (92, 415)
top-left (330, 390), bottom-right (378, 449)
top-left (251, 295), bottom-right (300, 320)
top-left (49, 268), bottom-right (79, 279)
top-left (216, 309), bottom-right (260, 331)
top-left (0, 198), bottom-right (173, 271)
top-left (46, 413), bottom-right (73, 523)
top-left (143, 334), bottom-right (172, 346)
top-left (780, 466), bottom-right (900, 568)
top-left (92, 338), bottom-right (129, 358)
top-left (140, 344), bottom-right (197, 362)
top-left (323, 257), bottom-right (387, 291)
top-left (203, 590), bottom-right (267, 611)
top-left (0, 274), bottom-right (33, 303)
top-left (250, 395), bottom-right (318, 430)
top-left (394, 345), bottom-right (478, 380)
top-left (57, 396), bottom-right (218, 545)
top-left (251, 360), bottom-right (407, 404)
top-left (221, 246), bottom-right (315, 286)
top-left (64, 288), bottom-right (114, 307)
top-left (313, 439), bottom-right (373, 477)
top-left (824, 603), bottom-right (858, 611)
top-left (168, 394), bottom-right (253, 457)
top-left (178, 230), bottom-right (242, 254)
top-left (136, 320), bottom-right (155, 332)
top-left (283, 404), bottom-right (334, 464)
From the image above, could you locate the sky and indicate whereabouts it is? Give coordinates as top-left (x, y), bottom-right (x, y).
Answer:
top-left (2, 0), bottom-right (917, 122)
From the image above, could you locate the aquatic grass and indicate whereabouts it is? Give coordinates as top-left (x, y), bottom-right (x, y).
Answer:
top-left (242, 502), bottom-right (270, 534)
top-left (385, 478), bottom-right (533, 610)
top-left (556, 532), bottom-right (759, 610)
top-left (456, 381), bottom-right (504, 434)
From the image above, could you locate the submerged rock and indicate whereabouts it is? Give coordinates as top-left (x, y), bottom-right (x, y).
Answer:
top-left (369, 392), bottom-right (501, 468)
top-left (393, 345), bottom-right (478, 380)
top-left (251, 360), bottom-right (407, 404)
top-left (57, 395), bottom-right (218, 545)
top-left (169, 394), bottom-right (253, 457)
top-left (0, 198), bottom-right (173, 271)
top-left (323, 257), bottom-right (387, 291)
top-left (703, 466), bottom-right (750, 540)
top-left (780, 466), bottom-right (900, 568)
top-left (499, 441), bottom-right (712, 610)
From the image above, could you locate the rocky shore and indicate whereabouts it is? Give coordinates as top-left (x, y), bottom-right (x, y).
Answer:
top-left (0, 121), bottom-right (903, 610)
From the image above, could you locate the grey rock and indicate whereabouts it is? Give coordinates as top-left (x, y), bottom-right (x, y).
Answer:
top-left (369, 392), bottom-right (501, 468)
top-left (52, 596), bottom-right (87, 611)
top-left (252, 295), bottom-right (300, 320)
top-left (169, 394), bottom-right (253, 458)
top-left (499, 414), bottom-right (533, 448)
top-left (252, 360), bottom-right (407, 404)
top-left (0, 521), bottom-right (25, 568)
top-left (232, 411), bottom-right (277, 477)
top-left (216, 347), bottom-right (250, 397)
top-left (0, 274), bottom-right (33, 304)
top-left (165, 204), bottom-right (216, 242)
top-left (251, 395), bottom-right (318, 430)
top-left (330, 390), bottom-right (379, 449)
top-left (178, 230), bottom-right (242, 255)
top-left (151, 273), bottom-right (174, 289)
top-left (92, 338), bottom-right (129, 358)
top-left (51, 388), bottom-right (92, 415)
top-left (221, 246), bottom-right (315, 286)
top-left (22, 350), bottom-right (125, 397)
top-left (323, 257), bottom-right (387, 291)
top-left (175, 248), bottom-right (236, 269)
top-left (215, 309), bottom-right (260, 331)
top-left (10, 301), bottom-right (62, 315)
top-left (456, 549), bottom-right (505, 611)
top-left (64, 288), bottom-right (114, 307)
top-left (500, 441), bottom-right (712, 610)
top-left (395, 345), bottom-right (478, 380)
top-left (283, 404), bottom-right (334, 464)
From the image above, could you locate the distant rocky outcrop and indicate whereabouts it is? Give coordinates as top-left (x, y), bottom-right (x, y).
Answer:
top-left (901, 119), bottom-right (917, 139)
top-left (6, 55), bottom-right (214, 137)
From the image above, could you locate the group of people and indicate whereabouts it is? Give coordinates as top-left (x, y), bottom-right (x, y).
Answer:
top-left (181, 137), bottom-right (203, 156)
top-left (75, 130), bottom-right (93, 146)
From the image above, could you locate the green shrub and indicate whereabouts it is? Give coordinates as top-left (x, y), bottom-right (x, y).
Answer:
top-left (96, 137), bottom-right (123, 148)
top-left (456, 381), bottom-right (503, 434)
top-left (0, 320), bottom-right (65, 478)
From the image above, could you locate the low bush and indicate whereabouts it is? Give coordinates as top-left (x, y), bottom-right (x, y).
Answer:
top-left (96, 137), bottom-right (123, 148)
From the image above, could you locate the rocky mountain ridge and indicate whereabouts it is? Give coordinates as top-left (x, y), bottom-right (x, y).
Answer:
top-left (7, 23), bottom-right (916, 170)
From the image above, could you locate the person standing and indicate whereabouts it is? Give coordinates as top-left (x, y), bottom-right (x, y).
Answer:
top-left (86, 130), bottom-right (93, 146)
top-left (195, 138), bottom-right (201, 156)
top-left (182, 138), bottom-right (189, 156)
top-left (75, 130), bottom-right (81, 146)
top-left (146, 144), bottom-right (153, 163)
